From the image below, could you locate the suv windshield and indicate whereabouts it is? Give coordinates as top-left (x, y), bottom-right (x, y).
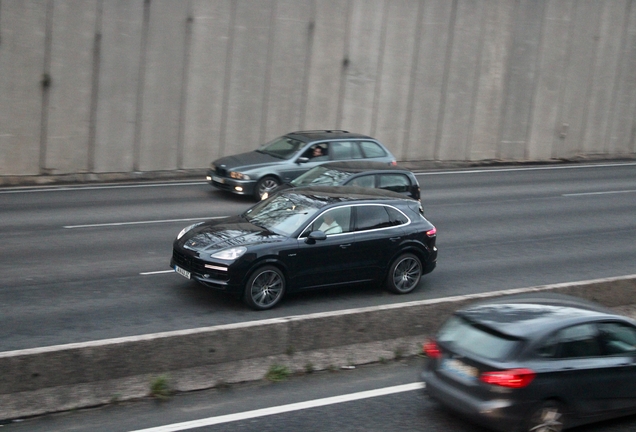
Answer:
top-left (291, 166), bottom-right (352, 187)
top-left (437, 315), bottom-right (522, 361)
top-left (244, 194), bottom-right (320, 236)
top-left (258, 136), bottom-right (305, 159)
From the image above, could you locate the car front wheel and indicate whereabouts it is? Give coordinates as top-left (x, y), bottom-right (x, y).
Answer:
top-left (386, 253), bottom-right (422, 294)
top-left (254, 176), bottom-right (280, 200)
top-left (524, 400), bottom-right (565, 432)
top-left (243, 265), bottom-right (286, 310)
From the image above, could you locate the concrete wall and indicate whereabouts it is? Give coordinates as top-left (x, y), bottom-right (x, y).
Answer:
top-left (1, 274), bottom-right (636, 420)
top-left (1, 0), bottom-right (635, 177)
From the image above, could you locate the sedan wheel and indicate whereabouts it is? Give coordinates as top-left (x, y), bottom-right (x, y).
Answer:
top-left (243, 266), bottom-right (286, 310)
top-left (526, 401), bottom-right (565, 432)
top-left (255, 176), bottom-right (280, 200)
top-left (386, 253), bottom-right (422, 294)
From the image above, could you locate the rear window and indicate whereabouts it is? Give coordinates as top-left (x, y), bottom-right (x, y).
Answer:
top-left (437, 315), bottom-right (522, 361)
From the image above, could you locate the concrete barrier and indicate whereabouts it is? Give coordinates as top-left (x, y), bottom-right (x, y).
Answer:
top-left (2, 274), bottom-right (636, 420)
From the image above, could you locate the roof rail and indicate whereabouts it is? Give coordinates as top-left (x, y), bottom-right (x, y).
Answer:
top-left (291, 130), bottom-right (350, 134)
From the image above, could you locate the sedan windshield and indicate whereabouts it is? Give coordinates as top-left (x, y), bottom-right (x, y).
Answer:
top-left (244, 193), bottom-right (321, 236)
top-left (291, 166), bottom-right (352, 187)
top-left (257, 136), bottom-right (305, 159)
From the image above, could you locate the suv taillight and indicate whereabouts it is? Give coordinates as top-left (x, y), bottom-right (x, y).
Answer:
top-left (426, 227), bottom-right (437, 237)
top-left (480, 368), bottom-right (535, 388)
top-left (423, 340), bottom-right (442, 358)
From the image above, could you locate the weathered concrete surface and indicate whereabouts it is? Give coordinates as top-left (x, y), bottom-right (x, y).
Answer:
top-left (1, 274), bottom-right (635, 420)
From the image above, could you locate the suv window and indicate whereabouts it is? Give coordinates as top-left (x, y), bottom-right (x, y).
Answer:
top-left (438, 315), bottom-right (522, 361)
top-left (538, 324), bottom-right (602, 359)
top-left (360, 141), bottom-right (388, 158)
top-left (379, 174), bottom-right (410, 194)
top-left (354, 205), bottom-right (402, 231)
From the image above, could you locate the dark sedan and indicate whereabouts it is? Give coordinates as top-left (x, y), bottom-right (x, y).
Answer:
top-left (261, 161), bottom-right (421, 201)
top-left (207, 130), bottom-right (397, 199)
top-left (171, 186), bottom-right (437, 310)
top-left (421, 294), bottom-right (636, 432)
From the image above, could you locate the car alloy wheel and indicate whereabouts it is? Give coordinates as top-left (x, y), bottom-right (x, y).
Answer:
top-left (255, 176), bottom-right (280, 200)
top-left (386, 253), bottom-right (422, 294)
top-left (244, 265), bottom-right (285, 310)
top-left (526, 401), bottom-right (564, 432)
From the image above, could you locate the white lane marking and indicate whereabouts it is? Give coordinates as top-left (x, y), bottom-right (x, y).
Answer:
top-left (140, 270), bottom-right (175, 275)
top-left (63, 216), bottom-right (225, 229)
top-left (563, 189), bottom-right (636, 197)
top-left (128, 382), bottom-right (425, 432)
top-left (414, 161), bottom-right (636, 175)
top-left (0, 181), bottom-right (206, 194)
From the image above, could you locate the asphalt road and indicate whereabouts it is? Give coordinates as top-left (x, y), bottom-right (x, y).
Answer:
top-left (1, 162), bottom-right (635, 351)
top-left (4, 357), bottom-right (636, 432)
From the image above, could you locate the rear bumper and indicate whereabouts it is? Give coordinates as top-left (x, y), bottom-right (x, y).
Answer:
top-left (422, 370), bottom-right (529, 432)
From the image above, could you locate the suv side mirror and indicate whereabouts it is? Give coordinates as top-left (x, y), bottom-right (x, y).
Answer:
top-left (305, 230), bottom-right (327, 244)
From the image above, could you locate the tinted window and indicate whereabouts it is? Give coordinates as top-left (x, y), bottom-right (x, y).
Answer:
top-left (438, 315), bottom-right (522, 361)
top-left (360, 141), bottom-right (388, 158)
top-left (539, 324), bottom-right (602, 359)
top-left (379, 174), bottom-right (410, 193)
top-left (348, 175), bottom-right (375, 188)
top-left (386, 206), bottom-right (408, 225)
top-left (330, 142), bottom-right (363, 160)
top-left (599, 322), bottom-right (636, 355)
top-left (302, 206), bottom-right (352, 236)
top-left (259, 137), bottom-right (304, 159)
top-left (354, 205), bottom-right (392, 231)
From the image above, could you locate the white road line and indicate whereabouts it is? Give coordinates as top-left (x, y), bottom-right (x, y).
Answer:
top-left (414, 161), bottom-right (636, 176)
top-left (128, 382), bottom-right (425, 432)
top-left (63, 216), bottom-right (225, 229)
top-left (563, 189), bottom-right (636, 197)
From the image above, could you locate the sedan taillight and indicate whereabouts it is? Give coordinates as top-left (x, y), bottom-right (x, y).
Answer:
top-left (423, 339), bottom-right (442, 358)
top-left (480, 368), bottom-right (535, 388)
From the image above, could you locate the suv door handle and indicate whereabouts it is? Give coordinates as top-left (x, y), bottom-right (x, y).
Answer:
top-left (390, 237), bottom-right (401, 242)
top-left (339, 244), bottom-right (352, 249)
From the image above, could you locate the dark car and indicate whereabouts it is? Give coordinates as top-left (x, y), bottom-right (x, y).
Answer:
top-left (171, 186), bottom-right (437, 310)
top-left (261, 161), bottom-right (421, 201)
top-left (421, 294), bottom-right (636, 432)
top-left (207, 130), bottom-right (397, 199)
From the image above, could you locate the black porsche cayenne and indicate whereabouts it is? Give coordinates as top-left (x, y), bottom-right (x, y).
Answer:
top-left (171, 186), bottom-right (437, 310)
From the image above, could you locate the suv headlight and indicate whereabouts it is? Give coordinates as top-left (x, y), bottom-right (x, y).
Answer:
top-left (211, 247), bottom-right (247, 260)
top-left (229, 171), bottom-right (250, 180)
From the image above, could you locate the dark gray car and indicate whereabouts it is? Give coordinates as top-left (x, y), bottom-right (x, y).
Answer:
top-left (207, 130), bottom-right (397, 199)
top-left (421, 293), bottom-right (636, 432)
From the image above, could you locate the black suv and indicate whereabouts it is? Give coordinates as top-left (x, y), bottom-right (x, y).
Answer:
top-left (207, 130), bottom-right (397, 199)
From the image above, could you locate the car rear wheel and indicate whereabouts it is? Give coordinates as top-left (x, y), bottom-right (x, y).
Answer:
top-left (525, 400), bottom-right (565, 432)
top-left (386, 253), bottom-right (422, 294)
top-left (243, 265), bottom-right (286, 310)
top-left (254, 176), bottom-right (280, 200)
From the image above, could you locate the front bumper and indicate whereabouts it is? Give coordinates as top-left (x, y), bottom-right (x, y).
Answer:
top-left (207, 170), bottom-right (256, 196)
top-left (422, 370), bottom-right (529, 432)
top-left (170, 249), bottom-right (244, 294)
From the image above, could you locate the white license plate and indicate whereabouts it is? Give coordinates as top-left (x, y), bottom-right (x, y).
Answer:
top-left (442, 358), bottom-right (478, 380)
top-left (174, 265), bottom-right (191, 279)
top-left (212, 176), bottom-right (224, 184)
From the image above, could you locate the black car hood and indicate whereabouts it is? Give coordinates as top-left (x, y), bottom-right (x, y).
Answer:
top-left (182, 216), bottom-right (285, 252)
top-left (213, 151), bottom-right (285, 171)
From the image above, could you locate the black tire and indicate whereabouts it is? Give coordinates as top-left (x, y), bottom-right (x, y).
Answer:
top-left (254, 176), bottom-right (280, 200)
top-left (243, 265), bottom-right (286, 310)
top-left (524, 400), bottom-right (565, 432)
top-left (385, 253), bottom-right (422, 294)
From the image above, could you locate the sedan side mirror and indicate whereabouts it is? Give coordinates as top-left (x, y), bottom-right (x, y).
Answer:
top-left (305, 230), bottom-right (327, 244)
top-left (297, 157), bottom-right (309, 164)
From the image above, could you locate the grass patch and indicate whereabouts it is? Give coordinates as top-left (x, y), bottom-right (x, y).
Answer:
top-left (265, 364), bottom-right (291, 382)
top-left (150, 374), bottom-right (172, 400)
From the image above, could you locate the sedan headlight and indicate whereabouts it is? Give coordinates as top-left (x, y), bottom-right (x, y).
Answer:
top-left (177, 222), bottom-right (203, 240)
top-left (229, 171), bottom-right (250, 180)
top-left (211, 247), bottom-right (247, 260)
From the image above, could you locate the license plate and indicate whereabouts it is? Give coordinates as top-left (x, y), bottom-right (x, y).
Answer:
top-left (442, 358), bottom-right (478, 380)
top-left (174, 265), bottom-right (191, 279)
top-left (212, 176), bottom-right (224, 184)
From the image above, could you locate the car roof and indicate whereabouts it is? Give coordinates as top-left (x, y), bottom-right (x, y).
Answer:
top-left (454, 293), bottom-right (629, 339)
top-left (279, 185), bottom-right (417, 202)
top-left (316, 161), bottom-right (413, 173)
top-left (286, 130), bottom-right (374, 142)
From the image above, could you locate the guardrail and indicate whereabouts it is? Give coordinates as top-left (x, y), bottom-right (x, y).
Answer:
top-left (2, 275), bottom-right (635, 420)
